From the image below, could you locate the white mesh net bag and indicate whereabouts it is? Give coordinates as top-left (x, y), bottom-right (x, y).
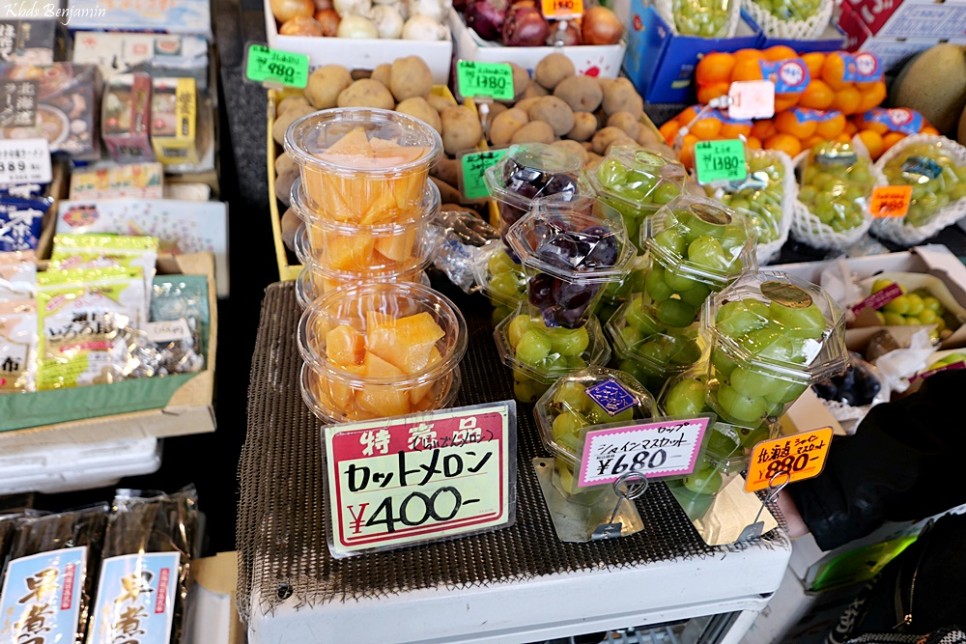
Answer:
top-left (790, 137), bottom-right (884, 251)
top-left (741, 0), bottom-right (834, 40)
top-left (871, 135), bottom-right (966, 248)
top-left (656, 0), bottom-right (741, 37)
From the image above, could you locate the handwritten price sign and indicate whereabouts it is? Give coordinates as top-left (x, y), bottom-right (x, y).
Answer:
top-left (460, 148), bottom-right (508, 201)
top-left (541, 0), bottom-right (583, 18)
top-left (244, 43), bottom-right (309, 89)
top-left (695, 139), bottom-right (747, 185)
top-left (576, 417), bottom-right (711, 488)
top-left (745, 427), bottom-right (832, 493)
top-left (870, 185), bottom-right (912, 218)
top-left (457, 61), bottom-right (514, 101)
top-left (325, 402), bottom-right (515, 557)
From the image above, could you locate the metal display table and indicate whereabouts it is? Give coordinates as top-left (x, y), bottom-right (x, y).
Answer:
top-left (238, 282), bottom-right (792, 644)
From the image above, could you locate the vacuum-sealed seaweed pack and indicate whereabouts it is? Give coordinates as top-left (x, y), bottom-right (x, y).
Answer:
top-left (0, 506), bottom-right (109, 644)
top-left (86, 487), bottom-right (200, 644)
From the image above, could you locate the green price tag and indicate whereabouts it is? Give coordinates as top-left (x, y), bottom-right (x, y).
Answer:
top-left (457, 61), bottom-right (514, 101)
top-left (245, 43), bottom-right (309, 89)
top-left (460, 149), bottom-right (508, 201)
top-left (694, 139), bottom-right (747, 185)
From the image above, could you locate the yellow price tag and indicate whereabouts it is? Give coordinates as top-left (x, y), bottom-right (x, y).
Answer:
top-left (541, 0), bottom-right (583, 18)
top-left (745, 427), bottom-right (832, 493)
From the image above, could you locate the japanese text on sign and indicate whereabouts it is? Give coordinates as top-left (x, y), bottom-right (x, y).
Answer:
top-left (325, 402), bottom-right (515, 557)
top-left (0, 80), bottom-right (36, 128)
top-left (245, 43), bottom-right (309, 89)
top-left (851, 281), bottom-right (902, 315)
top-left (728, 80), bottom-right (775, 119)
top-left (0, 139), bottom-right (52, 185)
top-left (577, 417), bottom-right (711, 488)
top-left (695, 139), bottom-right (747, 185)
top-left (460, 149), bottom-right (508, 201)
top-left (746, 427), bottom-right (832, 492)
top-left (870, 185), bottom-right (912, 218)
top-left (457, 61), bottom-right (514, 101)
top-left (541, 0), bottom-right (583, 18)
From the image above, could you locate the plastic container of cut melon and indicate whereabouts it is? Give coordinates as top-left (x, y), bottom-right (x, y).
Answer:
top-left (291, 177), bottom-right (440, 273)
top-left (284, 107), bottom-right (442, 222)
top-left (296, 282), bottom-right (468, 422)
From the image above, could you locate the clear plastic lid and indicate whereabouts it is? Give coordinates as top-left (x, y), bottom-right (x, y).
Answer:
top-left (493, 305), bottom-right (611, 385)
top-left (505, 195), bottom-right (636, 284)
top-left (606, 293), bottom-right (704, 375)
top-left (284, 107), bottom-right (442, 177)
top-left (797, 141), bottom-right (875, 233)
top-left (483, 143), bottom-right (582, 212)
top-left (703, 271), bottom-right (848, 384)
top-left (881, 139), bottom-right (966, 228)
top-left (644, 194), bottom-right (758, 290)
top-left (587, 146), bottom-right (687, 215)
top-left (534, 366), bottom-right (656, 465)
top-left (705, 148), bottom-right (789, 246)
top-left (473, 242), bottom-right (526, 309)
top-left (294, 263), bottom-right (432, 309)
top-left (297, 281), bottom-right (468, 383)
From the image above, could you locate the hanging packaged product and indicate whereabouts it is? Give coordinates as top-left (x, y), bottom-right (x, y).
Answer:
top-left (0, 196), bottom-right (49, 252)
top-left (0, 299), bottom-right (37, 392)
top-left (0, 506), bottom-right (109, 644)
top-left (102, 73), bottom-right (155, 165)
top-left (147, 275), bottom-right (210, 375)
top-left (35, 266), bottom-right (147, 390)
top-left (50, 233), bottom-right (159, 310)
top-left (151, 77), bottom-right (199, 167)
top-left (87, 487), bottom-right (200, 644)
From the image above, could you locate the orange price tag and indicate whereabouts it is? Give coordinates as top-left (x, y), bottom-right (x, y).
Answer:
top-left (745, 427), bottom-right (833, 493)
top-left (541, 0), bottom-right (583, 18)
top-left (870, 185), bottom-right (912, 218)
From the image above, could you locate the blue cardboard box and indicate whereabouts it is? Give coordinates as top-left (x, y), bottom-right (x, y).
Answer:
top-left (623, 2), bottom-right (762, 104)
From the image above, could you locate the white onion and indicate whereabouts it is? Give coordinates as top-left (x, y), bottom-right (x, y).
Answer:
top-left (401, 14), bottom-right (449, 39)
top-left (337, 13), bottom-right (380, 36)
top-left (405, 0), bottom-right (446, 22)
top-left (369, 4), bottom-right (404, 37)
top-left (333, 0), bottom-right (371, 16)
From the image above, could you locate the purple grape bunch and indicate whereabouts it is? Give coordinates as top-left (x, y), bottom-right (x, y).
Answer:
top-left (499, 156), bottom-right (579, 227)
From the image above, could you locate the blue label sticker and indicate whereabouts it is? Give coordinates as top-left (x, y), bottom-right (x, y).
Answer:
top-left (0, 546), bottom-right (87, 643)
top-left (792, 107), bottom-right (833, 123)
top-left (902, 156), bottom-right (943, 180)
top-left (849, 52), bottom-right (882, 83)
top-left (87, 552), bottom-right (181, 644)
top-left (584, 378), bottom-right (636, 415)
top-left (0, 197), bottom-right (46, 252)
top-left (864, 108), bottom-right (923, 135)
top-left (759, 59), bottom-right (809, 94)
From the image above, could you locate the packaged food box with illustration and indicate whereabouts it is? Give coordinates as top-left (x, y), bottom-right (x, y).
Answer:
top-left (63, 0), bottom-right (213, 39)
top-left (71, 32), bottom-right (209, 88)
top-left (151, 77), bottom-right (198, 166)
top-left (102, 73), bottom-right (154, 164)
top-left (0, 17), bottom-right (57, 64)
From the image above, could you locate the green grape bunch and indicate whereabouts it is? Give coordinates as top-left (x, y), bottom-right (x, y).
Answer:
top-left (798, 142), bottom-right (874, 233)
top-left (882, 142), bottom-right (966, 229)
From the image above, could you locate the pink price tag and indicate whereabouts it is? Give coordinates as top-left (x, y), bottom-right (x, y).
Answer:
top-left (728, 80), bottom-right (775, 120)
top-left (851, 282), bottom-right (902, 315)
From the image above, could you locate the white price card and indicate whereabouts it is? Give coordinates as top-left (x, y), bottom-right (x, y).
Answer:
top-left (728, 80), bottom-right (775, 120)
top-left (0, 139), bottom-right (51, 185)
top-left (324, 402), bottom-right (516, 557)
top-left (576, 417), bottom-right (711, 488)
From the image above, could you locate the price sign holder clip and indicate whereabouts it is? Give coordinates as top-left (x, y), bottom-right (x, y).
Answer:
top-left (736, 471), bottom-right (789, 543)
top-left (532, 458), bottom-right (646, 543)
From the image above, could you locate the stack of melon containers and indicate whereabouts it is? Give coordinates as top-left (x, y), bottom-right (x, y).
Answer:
top-left (287, 108), bottom-right (467, 423)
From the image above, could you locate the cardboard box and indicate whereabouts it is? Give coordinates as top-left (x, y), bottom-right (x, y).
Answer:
top-left (264, 0), bottom-right (452, 84)
top-left (185, 552), bottom-right (246, 644)
top-left (102, 73), bottom-right (154, 164)
top-left (448, 10), bottom-right (626, 77)
top-left (68, 162), bottom-right (164, 200)
top-left (841, 0), bottom-right (966, 42)
top-left (64, 0), bottom-right (212, 40)
top-left (151, 77), bottom-right (199, 167)
top-left (0, 252), bottom-right (218, 449)
top-left (838, 4), bottom-right (947, 73)
top-left (71, 32), bottom-right (209, 89)
top-left (623, 3), bottom-right (761, 104)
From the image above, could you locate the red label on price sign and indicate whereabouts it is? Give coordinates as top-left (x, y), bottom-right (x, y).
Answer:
top-left (325, 402), bottom-right (515, 557)
top-left (746, 427), bottom-right (832, 493)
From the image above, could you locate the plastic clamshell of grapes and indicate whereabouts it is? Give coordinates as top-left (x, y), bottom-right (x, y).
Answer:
top-left (291, 177), bottom-right (441, 273)
top-left (797, 141), bottom-right (876, 235)
top-left (670, 0), bottom-right (735, 37)
top-left (296, 282), bottom-right (468, 420)
top-left (483, 143), bottom-right (583, 235)
top-left (493, 305), bottom-right (612, 394)
top-left (284, 108), bottom-right (442, 224)
top-left (586, 146), bottom-right (688, 253)
top-left (605, 292), bottom-right (705, 393)
top-left (873, 136), bottom-right (966, 246)
top-left (473, 241), bottom-right (528, 309)
top-left (534, 366), bottom-right (657, 469)
top-left (701, 271), bottom-right (848, 427)
top-left (505, 195), bottom-right (636, 330)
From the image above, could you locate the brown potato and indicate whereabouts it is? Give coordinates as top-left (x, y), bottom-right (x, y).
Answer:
top-left (534, 52), bottom-right (575, 90)
top-left (396, 96), bottom-right (442, 134)
top-left (426, 93), bottom-right (453, 113)
top-left (431, 176), bottom-right (462, 205)
top-left (551, 139), bottom-right (588, 165)
top-left (390, 56), bottom-right (433, 102)
top-left (275, 151), bottom-right (296, 177)
top-left (553, 76), bottom-right (603, 113)
top-left (514, 97), bottom-right (541, 114)
top-left (281, 207), bottom-right (300, 252)
top-left (510, 120), bottom-right (555, 144)
top-left (337, 79), bottom-right (394, 109)
top-left (505, 62), bottom-right (530, 101)
top-left (275, 165), bottom-right (298, 205)
top-left (643, 141), bottom-right (677, 160)
top-left (370, 63), bottom-right (392, 88)
top-left (581, 141), bottom-right (593, 151)
top-left (527, 96), bottom-right (574, 137)
top-left (305, 64), bottom-right (352, 109)
top-left (585, 151), bottom-right (602, 166)
top-left (489, 107), bottom-right (529, 146)
top-left (566, 111), bottom-right (597, 142)
top-left (636, 125), bottom-right (660, 146)
top-left (441, 105), bottom-right (483, 156)
top-left (277, 94), bottom-right (310, 115)
top-left (591, 126), bottom-right (632, 155)
top-left (606, 111), bottom-right (641, 139)
top-left (602, 78), bottom-right (644, 119)
top-left (431, 157), bottom-right (460, 187)
top-left (272, 103), bottom-right (314, 145)
top-left (521, 82), bottom-right (548, 99)
top-left (604, 136), bottom-right (636, 155)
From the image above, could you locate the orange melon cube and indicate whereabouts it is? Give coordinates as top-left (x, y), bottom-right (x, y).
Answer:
top-left (367, 312), bottom-right (445, 374)
top-left (324, 126), bottom-right (370, 156)
top-left (408, 348), bottom-right (444, 406)
top-left (325, 232), bottom-right (375, 271)
top-left (326, 324), bottom-right (366, 366)
top-left (374, 228), bottom-right (417, 263)
top-left (357, 383), bottom-right (413, 417)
